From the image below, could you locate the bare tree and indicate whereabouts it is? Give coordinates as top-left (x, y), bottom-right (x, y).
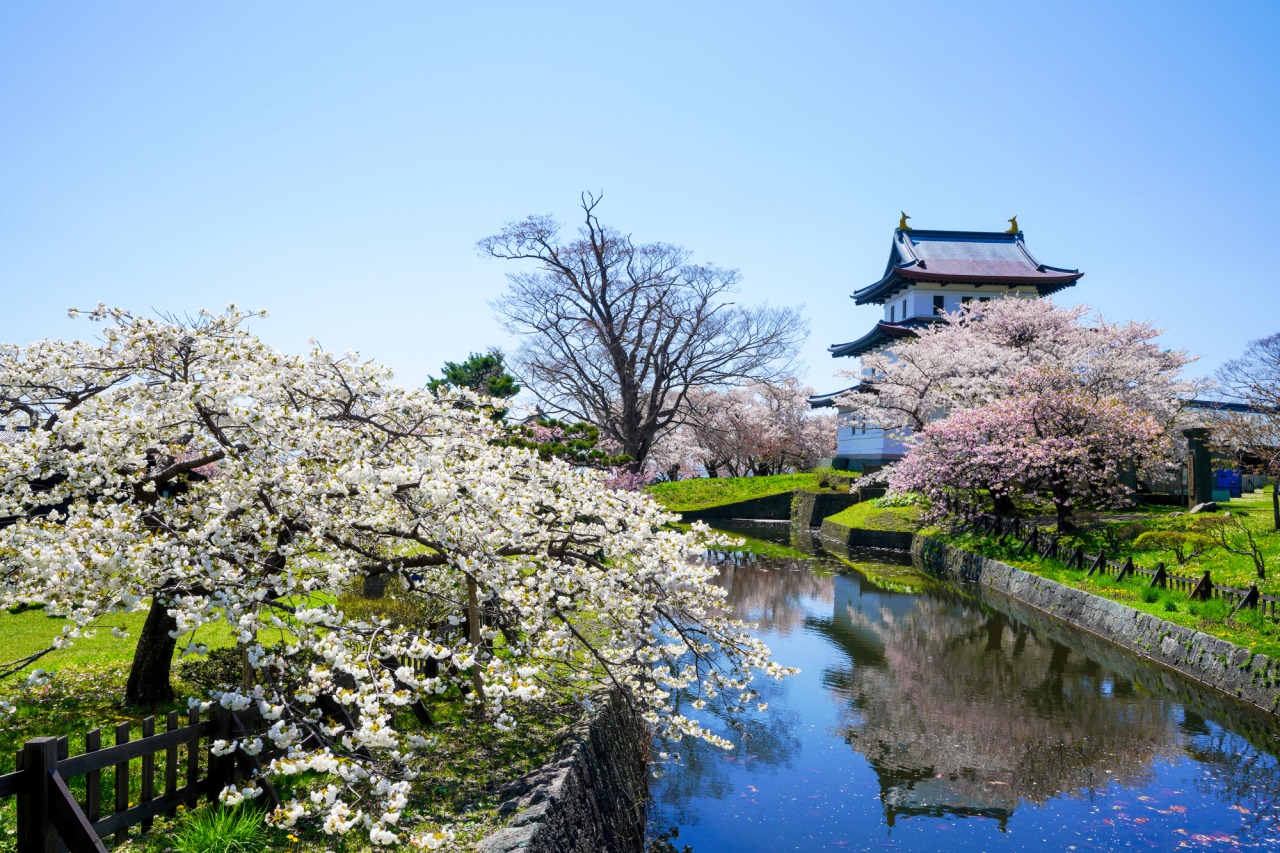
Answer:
top-left (1213, 333), bottom-right (1280, 531)
top-left (481, 194), bottom-right (807, 465)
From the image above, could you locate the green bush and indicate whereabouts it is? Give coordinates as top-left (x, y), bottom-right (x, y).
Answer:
top-left (1140, 586), bottom-right (1161, 604)
top-left (171, 805), bottom-right (269, 853)
top-left (177, 647), bottom-right (244, 694)
top-left (338, 581), bottom-right (448, 627)
top-left (1163, 600), bottom-right (1179, 613)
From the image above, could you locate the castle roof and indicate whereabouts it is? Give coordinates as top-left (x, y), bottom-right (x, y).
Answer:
top-left (828, 317), bottom-right (936, 359)
top-left (853, 229), bottom-right (1082, 305)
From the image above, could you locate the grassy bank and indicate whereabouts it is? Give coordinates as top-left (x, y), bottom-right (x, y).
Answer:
top-left (823, 499), bottom-right (925, 534)
top-left (646, 473), bottom-right (830, 512)
top-left (931, 487), bottom-right (1280, 659)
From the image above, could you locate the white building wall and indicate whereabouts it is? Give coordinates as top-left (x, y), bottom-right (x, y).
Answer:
top-left (835, 407), bottom-right (909, 461)
top-left (884, 285), bottom-right (1039, 321)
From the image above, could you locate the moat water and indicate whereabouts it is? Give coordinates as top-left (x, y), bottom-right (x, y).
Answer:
top-left (647, 521), bottom-right (1280, 851)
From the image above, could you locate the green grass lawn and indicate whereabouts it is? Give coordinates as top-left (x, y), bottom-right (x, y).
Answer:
top-left (0, 594), bottom-right (588, 851)
top-left (646, 473), bottom-right (830, 512)
top-left (823, 500), bottom-right (925, 533)
top-left (1033, 486), bottom-right (1280, 596)
top-left (931, 486), bottom-right (1280, 659)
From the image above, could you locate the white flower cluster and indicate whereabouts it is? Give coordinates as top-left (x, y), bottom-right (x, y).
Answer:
top-left (0, 306), bottom-right (794, 846)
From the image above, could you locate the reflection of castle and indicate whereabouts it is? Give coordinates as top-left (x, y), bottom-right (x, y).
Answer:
top-left (810, 221), bottom-right (1083, 469)
top-left (816, 572), bottom-right (1179, 825)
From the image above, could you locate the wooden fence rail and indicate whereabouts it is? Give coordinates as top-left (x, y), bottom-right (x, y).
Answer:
top-left (948, 499), bottom-right (1280, 620)
top-left (3, 704), bottom-right (277, 853)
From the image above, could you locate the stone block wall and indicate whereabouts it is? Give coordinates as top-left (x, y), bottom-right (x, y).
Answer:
top-left (477, 691), bottom-right (649, 853)
top-left (790, 491), bottom-right (862, 527)
top-left (819, 517), bottom-right (914, 550)
top-left (914, 535), bottom-right (1280, 717)
top-left (679, 491), bottom-right (796, 521)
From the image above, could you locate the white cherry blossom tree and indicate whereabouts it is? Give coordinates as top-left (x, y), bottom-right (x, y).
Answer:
top-left (0, 306), bottom-right (793, 847)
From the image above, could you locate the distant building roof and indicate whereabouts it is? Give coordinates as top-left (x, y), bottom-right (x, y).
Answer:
top-left (807, 385), bottom-right (859, 409)
top-left (828, 317), bottom-right (935, 359)
top-left (0, 428), bottom-right (29, 445)
top-left (853, 229), bottom-right (1082, 305)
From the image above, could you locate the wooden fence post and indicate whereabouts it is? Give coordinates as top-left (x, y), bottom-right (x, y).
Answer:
top-left (1233, 584), bottom-right (1260, 615)
top-left (1150, 562), bottom-right (1168, 589)
top-left (210, 705), bottom-right (235, 802)
top-left (113, 722), bottom-right (129, 847)
top-left (1087, 551), bottom-right (1105, 577)
top-left (1191, 570), bottom-right (1213, 601)
top-left (17, 737), bottom-right (58, 853)
top-left (1072, 546), bottom-right (1084, 572)
top-left (1116, 557), bottom-right (1134, 582)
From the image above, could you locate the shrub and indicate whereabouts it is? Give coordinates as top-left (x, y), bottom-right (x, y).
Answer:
top-left (1133, 530), bottom-right (1213, 565)
top-left (176, 647), bottom-right (245, 695)
top-left (1140, 586), bottom-right (1161, 604)
top-left (1163, 600), bottom-right (1179, 613)
top-left (171, 805), bottom-right (269, 853)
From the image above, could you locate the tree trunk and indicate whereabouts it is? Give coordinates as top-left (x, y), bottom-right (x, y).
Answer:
top-left (126, 592), bottom-right (178, 705)
top-left (991, 493), bottom-right (1015, 516)
top-left (1272, 479), bottom-right (1279, 532)
top-left (466, 575), bottom-right (486, 718)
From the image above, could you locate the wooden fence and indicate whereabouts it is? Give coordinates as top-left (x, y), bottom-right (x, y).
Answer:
top-left (948, 500), bottom-right (1280, 620)
top-left (1, 704), bottom-right (277, 853)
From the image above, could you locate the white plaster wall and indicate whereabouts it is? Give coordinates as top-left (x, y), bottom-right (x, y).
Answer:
top-left (884, 286), bottom-right (1039, 321)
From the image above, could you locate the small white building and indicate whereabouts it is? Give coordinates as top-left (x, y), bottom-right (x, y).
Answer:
top-left (811, 221), bottom-right (1083, 470)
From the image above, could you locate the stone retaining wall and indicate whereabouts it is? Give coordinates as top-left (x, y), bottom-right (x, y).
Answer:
top-left (819, 518), bottom-right (915, 550)
top-left (679, 491), bottom-right (795, 522)
top-left (914, 535), bottom-right (1280, 717)
top-left (477, 691), bottom-right (649, 853)
top-left (790, 491), bottom-right (862, 527)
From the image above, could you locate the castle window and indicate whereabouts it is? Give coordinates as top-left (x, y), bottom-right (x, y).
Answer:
top-left (890, 304), bottom-right (896, 321)
top-left (979, 296), bottom-right (991, 303)
top-left (962, 296), bottom-right (973, 305)
top-left (933, 295), bottom-right (945, 314)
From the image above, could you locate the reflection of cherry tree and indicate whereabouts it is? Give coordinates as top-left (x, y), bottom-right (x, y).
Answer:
top-left (714, 557), bottom-right (834, 636)
top-left (819, 593), bottom-right (1181, 819)
top-left (651, 673), bottom-right (802, 827)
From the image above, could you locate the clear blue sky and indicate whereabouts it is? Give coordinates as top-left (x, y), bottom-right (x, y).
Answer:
top-left (3, 1), bottom-right (1277, 396)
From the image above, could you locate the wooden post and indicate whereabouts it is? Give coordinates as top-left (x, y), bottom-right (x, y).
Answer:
top-left (1087, 551), bottom-right (1105, 577)
top-left (186, 707), bottom-right (200, 797)
top-left (84, 729), bottom-right (101, 823)
top-left (210, 705), bottom-right (235, 802)
top-left (1072, 546), bottom-right (1084, 572)
top-left (113, 723), bottom-right (129, 847)
top-left (1233, 584), bottom-right (1260, 615)
top-left (17, 737), bottom-right (59, 853)
top-left (164, 711), bottom-right (180, 818)
top-left (1150, 562), bottom-right (1168, 589)
top-left (1116, 557), bottom-right (1134, 582)
top-left (140, 716), bottom-right (155, 832)
top-left (1191, 570), bottom-right (1213, 601)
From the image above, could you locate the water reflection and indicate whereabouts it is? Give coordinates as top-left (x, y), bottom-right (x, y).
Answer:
top-left (818, 573), bottom-right (1179, 824)
top-left (650, 522), bottom-right (1280, 850)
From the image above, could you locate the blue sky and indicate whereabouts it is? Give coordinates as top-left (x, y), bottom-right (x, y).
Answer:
top-left (2, 1), bottom-right (1277, 396)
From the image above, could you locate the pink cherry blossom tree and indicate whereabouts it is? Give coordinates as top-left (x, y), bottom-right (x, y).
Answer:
top-left (837, 298), bottom-right (1202, 438)
top-left (891, 372), bottom-right (1166, 531)
top-left (680, 379), bottom-right (835, 478)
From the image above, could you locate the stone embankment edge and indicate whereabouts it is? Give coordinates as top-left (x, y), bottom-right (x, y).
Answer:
top-left (914, 534), bottom-right (1280, 717)
top-left (476, 690), bottom-right (649, 853)
top-left (819, 517), bottom-right (915, 550)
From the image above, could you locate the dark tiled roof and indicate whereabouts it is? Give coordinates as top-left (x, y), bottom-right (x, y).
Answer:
top-left (0, 429), bottom-right (28, 445)
top-left (807, 386), bottom-right (859, 409)
top-left (828, 318), bottom-right (934, 359)
top-left (854, 229), bottom-right (1082, 305)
